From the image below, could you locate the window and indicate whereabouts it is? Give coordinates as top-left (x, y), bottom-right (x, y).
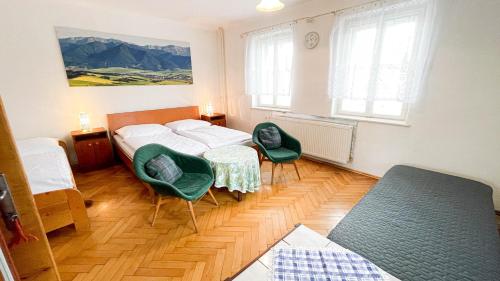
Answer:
top-left (329, 0), bottom-right (437, 121)
top-left (245, 26), bottom-right (294, 109)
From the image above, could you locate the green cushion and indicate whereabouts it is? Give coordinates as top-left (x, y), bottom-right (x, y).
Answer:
top-left (258, 126), bottom-right (282, 149)
top-left (145, 154), bottom-right (183, 184)
top-left (266, 147), bottom-right (299, 162)
top-left (155, 173), bottom-right (212, 197)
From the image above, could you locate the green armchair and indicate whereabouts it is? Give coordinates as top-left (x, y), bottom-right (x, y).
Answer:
top-left (252, 122), bottom-right (302, 184)
top-left (133, 144), bottom-right (218, 232)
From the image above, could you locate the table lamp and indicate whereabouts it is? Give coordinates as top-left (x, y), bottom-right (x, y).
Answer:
top-left (206, 103), bottom-right (214, 116)
top-left (79, 112), bottom-right (90, 132)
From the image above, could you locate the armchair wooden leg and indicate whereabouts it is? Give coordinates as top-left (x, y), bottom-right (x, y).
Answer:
top-left (207, 188), bottom-right (219, 206)
top-left (149, 188), bottom-right (156, 205)
top-left (293, 161), bottom-right (301, 180)
top-left (151, 196), bottom-right (162, 226)
top-left (271, 163), bottom-right (276, 185)
top-left (280, 163), bottom-right (286, 184)
top-left (187, 201), bottom-right (199, 233)
top-left (141, 183), bottom-right (155, 205)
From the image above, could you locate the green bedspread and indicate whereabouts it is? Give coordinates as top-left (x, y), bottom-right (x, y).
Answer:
top-left (327, 165), bottom-right (500, 281)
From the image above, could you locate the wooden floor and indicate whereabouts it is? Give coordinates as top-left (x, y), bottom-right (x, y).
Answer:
top-left (47, 159), bottom-right (377, 281)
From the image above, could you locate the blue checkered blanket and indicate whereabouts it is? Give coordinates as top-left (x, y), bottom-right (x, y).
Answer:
top-left (273, 248), bottom-right (383, 281)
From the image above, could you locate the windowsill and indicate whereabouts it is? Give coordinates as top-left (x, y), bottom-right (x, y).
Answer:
top-left (332, 115), bottom-right (410, 127)
top-left (249, 107), bottom-right (409, 127)
top-left (251, 106), bottom-right (291, 113)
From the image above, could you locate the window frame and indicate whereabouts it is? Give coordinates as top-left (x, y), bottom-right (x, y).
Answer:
top-left (333, 99), bottom-right (410, 121)
top-left (252, 94), bottom-right (291, 110)
top-left (330, 3), bottom-right (429, 122)
top-left (246, 26), bottom-right (294, 110)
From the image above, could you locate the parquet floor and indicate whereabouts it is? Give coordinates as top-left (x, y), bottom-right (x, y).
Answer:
top-left (47, 159), bottom-right (377, 281)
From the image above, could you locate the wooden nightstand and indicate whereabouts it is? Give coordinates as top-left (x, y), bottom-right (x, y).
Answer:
top-left (201, 113), bottom-right (226, 127)
top-left (71, 127), bottom-right (113, 171)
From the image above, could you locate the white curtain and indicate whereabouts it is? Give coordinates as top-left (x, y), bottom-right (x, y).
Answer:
top-left (245, 25), bottom-right (294, 96)
top-left (328, 0), bottom-right (439, 103)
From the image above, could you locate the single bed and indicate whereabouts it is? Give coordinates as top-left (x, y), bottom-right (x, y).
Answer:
top-left (175, 125), bottom-right (252, 149)
top-left (17, 138), bottom-right (90, 233)
top-left (327, 165), bottom-right (500, 281)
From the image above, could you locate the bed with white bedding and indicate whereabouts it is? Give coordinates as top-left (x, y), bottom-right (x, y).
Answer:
top-left (113, 121), bottom-right (253, 160)
top-left (106, 107), bottom-right (255, 174)
top-left (16, 137), bottom-right (89, 233)
top-left (175, 125), bottom-right (253, 149)
top-left (18, 138), bottom-right (74, 194)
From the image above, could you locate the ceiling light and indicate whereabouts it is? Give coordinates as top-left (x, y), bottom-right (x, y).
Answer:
top-left (256, 0), bottom-right (285, 12)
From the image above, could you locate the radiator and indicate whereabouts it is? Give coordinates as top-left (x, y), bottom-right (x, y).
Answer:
top-left (270, 115), bottom-right (354, 164)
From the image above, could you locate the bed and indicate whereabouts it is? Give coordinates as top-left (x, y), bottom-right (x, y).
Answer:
top-left (107, 106), bottom-right (199, 170)
top-left (327, 165), bottom-right (500, 281)
top-left (107, 106), bottom-right (254, 170)
top-left (17, 137), bottom-right (90, 233)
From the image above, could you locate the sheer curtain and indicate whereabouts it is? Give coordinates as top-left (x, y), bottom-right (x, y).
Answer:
top-left (245, 25), bottom-right (294, 97)
top-left (328, 0), bottom-right (439, 104)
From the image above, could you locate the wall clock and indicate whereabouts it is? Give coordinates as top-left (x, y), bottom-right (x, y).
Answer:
top-left (305, 31), bottom-right (320, 49)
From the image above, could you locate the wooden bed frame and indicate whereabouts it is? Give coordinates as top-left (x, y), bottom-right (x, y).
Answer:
top-left (32, 140), bottom-right (90, 233)
top-left (106, 106), bottom-right (201, 172)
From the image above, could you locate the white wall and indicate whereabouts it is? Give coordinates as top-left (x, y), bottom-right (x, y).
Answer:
top-left (223, 0), bottom-right (500, 208)
top-left (0, 0), bottom-right (222, 161)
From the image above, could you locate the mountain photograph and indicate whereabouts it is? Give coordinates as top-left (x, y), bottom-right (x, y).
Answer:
top-left (55, 27), bottom-right (193, 86)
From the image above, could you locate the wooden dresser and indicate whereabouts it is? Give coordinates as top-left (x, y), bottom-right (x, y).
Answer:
top-left (71, 127), bottom-right (113, 171)
top-left (201, 113), bottom-right (226, 127)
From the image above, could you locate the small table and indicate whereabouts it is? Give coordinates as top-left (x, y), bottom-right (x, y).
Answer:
top-left (203, 145), bottom-right (261, 201)
top-left (71, 127), bottom-right (113, 172)
top-left (200, 113), bottom-right (226, 127)
top-left (227, 224), bottom-right (400, 281)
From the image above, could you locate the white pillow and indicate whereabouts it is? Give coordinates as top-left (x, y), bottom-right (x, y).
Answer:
top-left (116, 124), bottom-right (171, 139)
top-left (165, 119), bottom-right (211, 132)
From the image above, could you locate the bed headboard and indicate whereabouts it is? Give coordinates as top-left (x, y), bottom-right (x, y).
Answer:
top-left (107, 106), bottom-right (200, 134)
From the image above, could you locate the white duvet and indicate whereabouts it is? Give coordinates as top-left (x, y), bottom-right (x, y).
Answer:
top-left (122, 132), bottom-right (210, 157)
top-left (176, 125), bottom-right (252, 149)
top-left (17, 138), bottom-right (74, 195)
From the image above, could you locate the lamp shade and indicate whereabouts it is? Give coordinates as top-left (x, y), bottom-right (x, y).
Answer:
top-left (79, 112), bottom-right (90, 132)
top-left (206, 103), bottom-right (214, 116)
top-left (256, 0), bottom-right (285, 12)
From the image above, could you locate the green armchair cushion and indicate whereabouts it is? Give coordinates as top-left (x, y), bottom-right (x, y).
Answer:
top-left (258, 126), bottom-right (282, 149)
top-left (266, 147), bottom-right (299, 162)
top-left (145, 154), bottom-right (183, 184)
top-left (173, 173), bottom-right (213, 195)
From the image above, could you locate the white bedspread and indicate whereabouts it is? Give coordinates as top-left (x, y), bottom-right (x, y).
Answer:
top-left (122, 132), bottom-right (210, 157)
top-left (17, 138), bottom-right (74, 195)
top-left (176, 125), bottom-right (252, 149)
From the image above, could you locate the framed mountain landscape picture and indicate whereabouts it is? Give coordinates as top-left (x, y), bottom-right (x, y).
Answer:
top-left (55, 27), bottom-right (193, 86)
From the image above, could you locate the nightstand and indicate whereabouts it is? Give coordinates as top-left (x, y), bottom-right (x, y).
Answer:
top-left (71, 127), bottom-right (113, 171)
top-left (201, 113), bottom-right (226, 127)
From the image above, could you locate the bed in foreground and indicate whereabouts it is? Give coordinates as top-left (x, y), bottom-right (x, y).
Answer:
top-left (328, 165), bottom-right (500, 281)
top-left (17, 138), bottom-right (90, 233)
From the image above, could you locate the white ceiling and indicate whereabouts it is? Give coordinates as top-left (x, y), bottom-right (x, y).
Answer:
top-left (68, 0), bottom-right (311, 28)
